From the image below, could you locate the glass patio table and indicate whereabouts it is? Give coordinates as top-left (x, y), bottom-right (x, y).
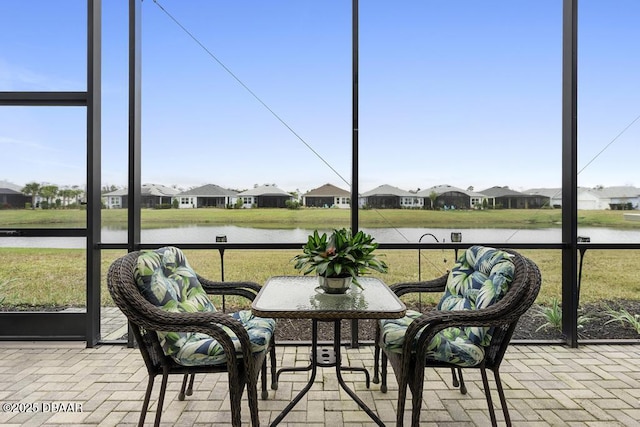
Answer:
top-left (251, 275), bottom-right (406, 426)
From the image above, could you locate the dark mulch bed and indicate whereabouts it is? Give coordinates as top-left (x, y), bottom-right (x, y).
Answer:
top-left (3, 300), bottom-right (638, 343)
top-left (274, 299), bottom-right (640, 343)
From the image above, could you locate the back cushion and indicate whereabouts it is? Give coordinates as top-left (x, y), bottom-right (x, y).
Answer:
top-left (132, 246), bottom-right (275, 366)
top-left (436, 245), bottom-right (514, 346)
top-left (133, 246), bottom-right (216, 314)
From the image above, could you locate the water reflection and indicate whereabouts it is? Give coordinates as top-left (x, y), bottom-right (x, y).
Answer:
top-left (309, 285), bottom-right (369, 311)
top-left (1, 225), bottom-right (639, 248)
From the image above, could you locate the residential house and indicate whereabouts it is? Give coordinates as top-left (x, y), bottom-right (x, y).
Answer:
top-left (576, 188), bottom-right (606, 210)
top-left (237, 184), bottom-right (292, 208)
top-left (587, 186), bottom-right (640, 210)
top-left (523, 188), bottom-right (561, 208)
top-left (418, 184), bottom-right (487, 210)
top-left (522, 187), bottom-right (640, 210)
top-left (302, 183), bottom-right (350, 208)
top-left (0, 180), bottom-right (30, 209)
top-left (480, 186), bottom-right (548, 209)
top-left (102, 184), bottom-right (179, 209)
top-left (102, 188), bottom-right (126, 209)
top-left (360, 184), bottom-right (422, 209)
top-left (174, 184), bottom-right (239, 209)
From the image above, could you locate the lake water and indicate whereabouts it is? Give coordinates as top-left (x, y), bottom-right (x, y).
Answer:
top-left (0, 225), bottom-right (638, 248)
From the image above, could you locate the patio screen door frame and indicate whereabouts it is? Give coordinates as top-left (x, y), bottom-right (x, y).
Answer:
top-left (0, 0), bottom-right (101, 344)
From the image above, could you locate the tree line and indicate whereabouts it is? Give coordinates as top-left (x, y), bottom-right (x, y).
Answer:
top-left (21, 182), bottom-right (85, 209)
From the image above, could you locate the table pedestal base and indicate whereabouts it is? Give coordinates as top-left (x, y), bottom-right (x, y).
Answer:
top-left (270, 319), bottom-right (382, 426)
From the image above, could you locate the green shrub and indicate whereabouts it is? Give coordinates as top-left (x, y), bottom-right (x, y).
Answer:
top-left (285, 200), bottom-right (301, 210)
top-left (535, 297), bottom-right (591, 334)
top-left (535, 298), bottom-right (563, 332)
top-left (605, 306), bottom-right (640, 334)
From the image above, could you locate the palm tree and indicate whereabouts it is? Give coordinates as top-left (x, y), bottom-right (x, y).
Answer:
top-left (71, 185), bottom-right (84, 206)
top-left (21, 182), bottom-right (41, 209)
top-left (58, 189), bottom-right (73, 208)
top-left (39, 185), bottom-right (59, 209)
top-left (429, 191), bottom-right (438, 210)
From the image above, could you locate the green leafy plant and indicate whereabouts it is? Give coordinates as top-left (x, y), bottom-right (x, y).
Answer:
top-left (604, 306), bottom-right (640, 334)
top-left (535, 298), bottom-right (563, 332)
top-left (535, 297), bottom-right (591, 333)
top-left (292, 228), bottom-right (388, 287)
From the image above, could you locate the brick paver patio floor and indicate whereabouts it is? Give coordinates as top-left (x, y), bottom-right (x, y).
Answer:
top-left (0, 340), bottom-right (639, 426)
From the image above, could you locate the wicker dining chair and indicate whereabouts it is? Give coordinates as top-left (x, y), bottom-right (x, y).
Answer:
top-left (373, 246), bottom-right (541, 427)
top-left (107, 247), bottom-right (277, 427)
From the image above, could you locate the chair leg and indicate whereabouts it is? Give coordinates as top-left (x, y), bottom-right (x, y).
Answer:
top-left (451, 367), bottom-right (459, 386)
top-left (187, 373), bottom-right (195, 396)
top-left (410, 368), bottom-right (426, 427)
top-left (261, 353), bottom-right (268, 399)
top-left (270, 340), bottom-right (278, 390)
top-left (373, 343), bottom-right (380, 384)
top-left (480, 367), bottom-right (498, 427)
top-left (380, 351), bottom-right (388, 393)
top-left (178, 374), bottom-right (188, 401)
top-left (494, 369), bottom-right (512, 427)
top-left (138, 375), bottom-right (155, 427)
top-left (247, 380), bottom-right (260, 427)
top-left (153, 371), bottom-right (170, 427)
top-left (457, 368), bottom-right (467, 394)
top-left (228, 372), bottom-right (246, 427)
top-left (396, 376), bottom-right (408, 427)
top-left (243, 374), bottom-right (263, 427)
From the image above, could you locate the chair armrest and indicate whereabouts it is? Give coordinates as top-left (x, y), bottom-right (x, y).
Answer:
top-left (401, 288), bottom-right (525, 358)
top-left (197, 275), bottom-right (261, 302)
top-left (390, 273), bottom-right (448, 297)
top-left (134, 302), bottom-right (254, 366)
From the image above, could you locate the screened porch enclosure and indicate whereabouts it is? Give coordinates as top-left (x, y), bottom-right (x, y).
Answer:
top-left (0, 0), bottom-right (639, 350)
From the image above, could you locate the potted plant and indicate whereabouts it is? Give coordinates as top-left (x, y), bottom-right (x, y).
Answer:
top-left (292, 228), bottom-right (388, 294)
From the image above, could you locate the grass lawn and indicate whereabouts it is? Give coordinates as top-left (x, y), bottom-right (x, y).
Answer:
top-left (1, 208), bottom-right (638, 308)
top-left (1, 207), bottom-right (640, 228)
top-left (1, 247), bottom-right (638, 309)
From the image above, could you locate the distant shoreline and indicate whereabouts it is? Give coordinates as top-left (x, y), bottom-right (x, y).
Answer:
top-left (1, 207), bottom-right (639, 229)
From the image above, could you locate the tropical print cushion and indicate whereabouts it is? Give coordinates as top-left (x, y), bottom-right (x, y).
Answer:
top-left (134, 246), bottom-right (216, 313)
top-left (161, 310), bottom-right (276, 366)
top-left (133, 246), bottom-right (275, 366)
top-left (381, 310), bottom-right (486, 366)
top-left (380, 246), bottom-right (514, 367)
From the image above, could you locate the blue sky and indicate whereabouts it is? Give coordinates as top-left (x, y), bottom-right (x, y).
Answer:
top-left (1, 1), bottom-right (638, 194)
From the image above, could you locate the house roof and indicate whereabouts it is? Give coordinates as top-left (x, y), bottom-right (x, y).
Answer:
top-left (142, 183), bottom-right (180, 196)
top-left (480, 186), bottom-right (529, 197)
top-left (523, 188), bottom-right (562, 199)
top-left (102, 188), bottom-right (127, 196)
top-left (417, 184), bottom-right (462, 197)
top-left (0, 187), bottom-right (22, 196)
top-left (304, 183), bottom-right (350, 197)
top-left (238, 184), bottom-right (291, 197)
top-left (417, 184), bottom-right (485, 198)
top-left (587, 186), bottom-right (640, 198)
top-left (0, 180), bottom-right (22, 193)
top-left (177, 184), bottom-right (238, 197)
top-left (103, 183), bottom-right (180, 197)
top-left (361, 184), bottom-right (413, 197)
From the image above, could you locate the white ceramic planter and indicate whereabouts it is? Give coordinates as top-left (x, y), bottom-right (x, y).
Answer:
top-left (317, 276), bottom-right (352, 294)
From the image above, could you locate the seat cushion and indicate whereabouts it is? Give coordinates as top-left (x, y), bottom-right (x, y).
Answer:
top-left (162, 309), bottom-right (276, 366)
top-left (380, 246), bottom-right (514, 367)
top-left (381, 310), bottom-right (487, 366)
top-left (134, 246), bottom-right (275, 366)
